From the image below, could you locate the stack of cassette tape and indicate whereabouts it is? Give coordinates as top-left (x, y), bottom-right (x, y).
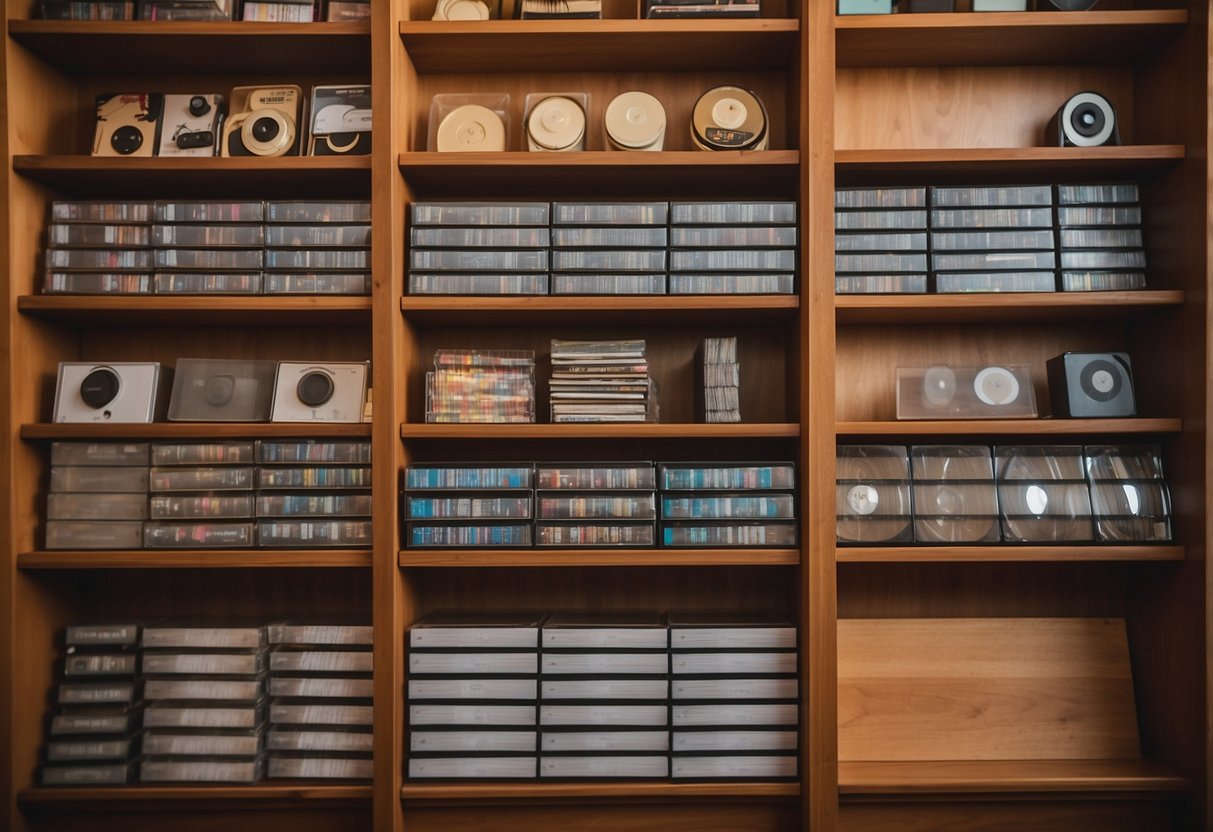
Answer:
top-left (549, 339), bottom-right (652, 423)
top-left (44, 201), bottom-right (154, 294)
top-left (152, 201), bottom-right (265, 295)
top-left (550, 202), bottom-right (668, 295)
top-left (534, 462), bottom-right (657, 547)
top-left (139, 625), bottom-right (266, 784)
top-left (263, 200), bottom-right (372, 295)
top-left (538, 612), bottom-right (670, 780)
top-left (1057, 183), bottom-right (1147, 292)
top-left (699, 336), bottom-right (740, 423)
top-left (255, 440), bottom-right (373, 548)
top-left (834, 187), bottom-right (928, 294)
top-left (929, 185), bottom-right (1057, 293)
top-left (265, 622), bottom-right (374, 780)
top-left (408, 202), bottom-right (551, 296)
top-left (669, 201), bottom-right (797, 295)
top-left (835, 446), bottom-right (913, 544)
top-left (145, 442), bottom-right (257, 549)
top-left (408, 612), bottom-right (543, 779)
top-left (659, 463), bottom-right (797, 547)
top-left (41, 624), bottom-right (141, 786)
top-left (669, 612), bottom-right (798, 780)
top-left (404, 463), bottom-right (535, 547)
top-left (426, 349), bottom-right (536, 423)
top-left (46, 441), bottom-right (151, 550)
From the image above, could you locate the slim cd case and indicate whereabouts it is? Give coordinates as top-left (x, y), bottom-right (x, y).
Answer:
top-left (408, 757), bottom-right (537, 778)
top-left (271, 702), bottom-right (373, 726)
top-left (671, 202), bottom-right (796, 225)
top-left (408, 678), bottom-right (537, 700)
top-left (411, 202), bottom-right (550, 226)
top-left (408, 611), bottom-right (543, 649)
top-left (836, 445), bottom-right (912, 544)
top-left (44, 273), bottom-right (152, 294)
top-left (270, 651), bottom-right (372, 673)
top-left (50, 465), bottom-right (149, 493)
top-left (267, 200), bottom-right (372, 223)
top-left (267, 756), bottom-right (373, 780)
top-left (267, 622), bottom-right (373, 646)
top-left (263, 273), bottom-right (371, 295)
top-left (149, 494), bottom-right (255, 519)
top-left (142, 652), bottom-right (265, 676)
top-left (149, 466), bottom-right (254, 491)
top-left (541, 731), bottom-right (667, 752)
top-left (996, 445), bottom-right (1093, 542)
top-left (45, 521), bottom-right (144, 550)
top-left (554, 202), bottom-right (669, 225)
top-left (48, 223), bottom-right (151, 247)
top-left (411, 226), bottom-right (548, 248)
top-left (410, 731), bottom-right (536, 753)
top-left (670, 651), bottom-right (797, 675)
top-left (1084, 445), bottom-right (1172, 542)
top-left (911, 445), bottom-right (1000, 544)
top-left (140, 758), bottom-right (262, 784)
top-left (155, 201), bottom-right (265, 223)
top-left (52, 200), bottom-right (153, 222)
top-left (897, 365), bottom-right (1037, 420)
top-left (142, 626), bottom-right (264, 649)
top-left (538, 755), bottom-right (667, 779)
top-left (553, 227), bottom-right (667, 248)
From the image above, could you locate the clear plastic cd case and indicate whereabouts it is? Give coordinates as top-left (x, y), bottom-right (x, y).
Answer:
top-left (835, 446), bottom-right (912, 544)
top-left (910, 446), bottom-right (999, 543)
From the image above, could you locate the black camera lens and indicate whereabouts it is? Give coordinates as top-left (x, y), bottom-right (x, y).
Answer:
top-left (110, 125), bottom-right (143, 155)
top-left (188, 95), bottom-right (211, 117)
top-left (251, 116), bottom-right (280, 143)
top-left (80, 368), bottom-right (120, 409)
top-left (1070, 103), bottom-right (1105, 137)
top-left (297, 371), bottom-right (335, 407)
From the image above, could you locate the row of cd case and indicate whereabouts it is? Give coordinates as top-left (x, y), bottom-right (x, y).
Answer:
top-left (837, 444), bottom-right (1171, 545)
top-left (410, 201), bottom-right (797, 227)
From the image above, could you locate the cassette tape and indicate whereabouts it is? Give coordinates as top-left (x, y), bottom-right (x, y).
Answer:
top-left (140, 758), bottom-right (262, 784)
top-left (669, 273), bottom-right (794, 294)
top-left (149, 494), bottom-right (256, 519)
top-left (672, 702), bottom-right (798, 727)
top-left (549, 202), bottom-right (664, 226)
top-left (142, 702), bottom-right (262, 730)
top-left (672, 730), bottom-right (798, 753)
top-left (930, 185), bottom-right (1052, 207)
top-left (267, 756), bottom-right (373, 780)
top-left (143, 678), bottom-right (263, 702)
top-left (409, 249), bottom-right (549, 273)
top-left (407, 273), bottom-right (548, 295)
top-left (1060, 249), bottom-right (1147, 270)
top-left (1085, 445), bottom-right (1172, 542)
top-left (266, 224), bottom-right (373, 247)
top-left (834, 231), bottom-right (927, 252)
top-left (538, 755), bottom-right (668, 779)
top-left (53, 200), bottom-right (153, 223)
top-left (51, 711), bottom-right (138, 736)
top-left (1057, 183), bottom-right (1139, 205)
top-left (551, 274), bottom-right (666, 295)
top-left (537, 494), bottom-right (656, 520)
top-left (141, 651), bottom-right (265, 676)
top-left (271, 701), bottom-right (373, 726)
top-left (995, 446), bottom-right (1093, 542)
top-left (48, 736), bottom-right (135, 762)
top-left (408, 756), bottom-right (537, 779)
top-left (836, 445), bottom-right (911, 544)
top-left (1061, 271), bottom-right (1147, 292)
top-left (44, 273), bottom-right (152, 294)
top-left (669, 249), bottom-right (795, 272)
top-left (270, 650), bottom-right (373, 674)
top-left (409, 730), bottom-right (536, 754)
top-left (270, 677), bottom-right (373, 699)
top-left (266, 200), bottom-right (371, 223)
top-left (539, 703), bottom-right (668, 725)
top-left (270, 361), bottom-right (368, 424)
top-left (408, 702), bottom-right (536, 727)
top-left (835, 253), bottom-right (928, 273)
top-left (155, 201), bottom-right (266, 223)
top-left (48, 223), bottom-right (151, 247)
top-left (934, 272), bottom-right (1056, 293)
top-left (58, 681), bottom-right (137, 706)
top-left (670, 677), bottom-right (798, 701)
top-left (540, 678), bottom-right (667, 702)
top-left (411, 226), bottom-right (548, 248)
top-left (552, 227), bottom-right (668, 248)
top-left (541, 730), bottom-right (666, 753)
top-left (152, 441), bottom-right (255, 465)
top-left (411, 202), bottom-right (551, 227)
top-left (264, 273), bottom-right (371, 295)
top-left (659, 463), bottom-right (795, 491)
top-left (50, 464), bottom-right (149, 493)
top-left (65, 623), bottom-right (140, 647)
top-left (671, 202), bottom-right (796, 225)
top-left (931, 250), bottom-right (1056, 272)
top-left (897, 365), bottom-right (1037, 419)
top-left (834, 209), bottom-right (927, 230)
top-left (406, 494), bottom-right (532, 520)
top-left (264, 249), bottom-right (370, 271)
top-left (267, 622), bottom-right (373, 646)
top-left (63, 653), bottom-right (138, 676)
top-left (143, 625), bottom-right (263, 650)
top-left (671, 755), bottom-right (797, 780)
top-left (168, 358), bottom-right (277, 422)
top-left (46, 521), bottom-right (144, 550)
top-left (1058, 228), bottom-right (1144, 249)
top-left (52, 441), bottom-right (148, 467)
top-left (930, 207), bottom-right (1053, 229)
top-left (154, 249), bottom-right (264, 271)
top-left (661, 493), bottom-right (795, 520)
top-left (1057, 205), bottom-right (1142, 227)
top-left (931, 229), bottom-right (1055, 251)
top-left (142, 732), bottom-right (262, 758)
top-left (48, 493), bottom-right (147, 521)
top-left (834, 187), bottom-right (926, 210)
top-left (258, 493), bottom-right (373, 518)
top-left (257, 440), bottom-right (372, 464)
top-left (257, 466), bottom-right (372, 490)
top-left (257, 519), bottom-right (372, 547)
top-left (910, 445), bottom-right (1000, 544)
top-left (143, 522), bottom-right (255, 548)
top-left (535, 522), bottom-right (656, 546)
top-left (405, 464), bottom-right (533, 490)
top-left (660, 522), bottom-right (797, 547)
top-left (149, 465), bottom-right (254, 492)
top-left (407, 523), bottom-right (533, 547)
top-left (152, 224), bottom-right (264, 248)
top-left (536, 464), bottom-right (656, 490)
top-left (153, 273), bottom-right (262, 294)
top-left (267, 730), bottom-right (373, 753)
top-left (45, 248), bottom-right (152, 271)
top-left (42, 762), bottom-right (135, 787)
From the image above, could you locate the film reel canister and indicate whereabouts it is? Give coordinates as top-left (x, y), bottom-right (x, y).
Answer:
top-left (691, 85), bottom-right (769, 152)
top-left (437, 104), bottom-right (507, 152)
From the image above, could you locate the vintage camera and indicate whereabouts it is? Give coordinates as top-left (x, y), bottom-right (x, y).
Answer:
top-left (222, 86), bottom-right (303, 157)
top-left (1047, 91), bottom-right (1120, 148)
top-left (167, 358), bottom-right (277, 421)
top-left (54, 362), bottom-right (162, 423)
top-left (93, 93), bottom-right (164, 157)
top-left (157, 94), bottom-right (225, 157)
top-left (1046, 352), bottom-right (1136, 418)
top-left (271, 361), bottom-right (368, 423)
top-left (309, 85), bottom-right (371, 156)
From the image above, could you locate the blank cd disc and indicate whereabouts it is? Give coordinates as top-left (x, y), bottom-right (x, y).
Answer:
top-left (527, 96), bottom-right (586, 152)
top-left (973, 366), bottom-right (1020, 406)
top-left (691, 86), bottom-right (768, 152)
top-left (436, 104), bottom-right (506, 152)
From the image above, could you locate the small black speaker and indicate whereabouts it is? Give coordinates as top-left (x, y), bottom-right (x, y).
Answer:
top-left (1046, 352), bottom-right (1136, 418)
top-left (1046, 91), bottom-right (1120, 148)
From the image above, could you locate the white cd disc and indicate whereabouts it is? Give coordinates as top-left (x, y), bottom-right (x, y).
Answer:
top-left (846, 484), bottom-right (880, 516)
top-left (436, 104), bottom-right (506, 152)
top-left (922, 365), bottom-right (957, 407)
top-left (527, 96), bottom-right (585, 152)
top-left (604, 91), bottom-right (666, 151)
top-left (973, 366), bottom-right (1020, 406)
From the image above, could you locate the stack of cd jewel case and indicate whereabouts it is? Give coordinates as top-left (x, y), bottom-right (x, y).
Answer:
top-left (669, 612), bottom-right (798, 780)
top-left (549, 339), bottom-right (652, 423)
top-left (408, 612), bottom-right (543, 779)
top-left (139, 625), bottom-right (266, 784)
top-left (1057, 183), bottom-right (1147, 292)
top-left (534, 462), bottom-right (657, 547)
top-left (426, 349), bottom-right (536, 423)
top-left (929, 185), bottom-right (1056, 293)
top-left (659, 463), bottom-right (797, 547)
top-left (538, 612), bottom-right (669, 780)
top-left (833, 187), bottom-right (927, 295)
top-left (404, 463), bottom-right (534, 547)
top-left (669, 201), bottom-right (796, 295)
top-left (265, 622), bottom-right (374, 780)
top-left (44, 200), bottom-right (154, 295)
top-left (41, 624), bottom-right (141, 786)
top-left (152, 201), bottom-right (265, 295)
top-left (255, 440), bottom-right (373, 548)
top-left (408, 202), bottom-right (551, 296)
top-left (550, 202), bottom-right (668, 295)
top-left (263, 200), bottom-right (372, 295)
top-left (835, 446), bottom-right (913, 544)
top-left (699, 336), bottom-right (740, 423)
top-left (145, 442), bottom-right (257, 549)
top-left (46, 442), bottom-right (151, 550)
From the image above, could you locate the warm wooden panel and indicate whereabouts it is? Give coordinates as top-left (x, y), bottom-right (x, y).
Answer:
top-left (835, 10), bottom-right (1187, 68)
top-left (835, 65), bottom-right (1135, 150)
top-left (400, 20), bottom-right (799, 73)
top-left (836, 545), bottom-right (1185, 564)
top-left (834, 291), bottom-right (1184, 326)
top-left (19, 550), bottom-right (372, 569)
top-left (19, 807), bottom-right (372, 832)
top-left (401, 296), bottom-right (799, 326)
top-left (838, 799), bottom-right (1183, 832)
top-left (838, 759), bottom-right (1188, 795)
top-left (402, 782), bottom-right (800, 799)
top-left (402, 802), bottom-right (801, 832)
top-left (837, 618), bottom-right (1141, 762)
top-left (18, 296), bottom-right (371, 326)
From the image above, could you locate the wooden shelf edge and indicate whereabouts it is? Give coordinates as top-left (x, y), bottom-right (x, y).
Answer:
top-left (18, 783), bottom-right (373, 804)
top-left (21, 423), bottom-right (373, 439)
top-left (835, 418), bottom-right (1182, 437)
top-left (834, 9), bottom-right (1188, 32)
top-left (401, 296), bottom-right (799, 314)
top-left (399, 548), bottom-right (800, 567)
top-left (399, 18), bottom-right (800, 35)
top-left (402, 423), bottom-right (800, 439)
top-left (835, 145), bottom-right (1185, 166)
top-left (834, 290), bottom-right (1184, 322)
top-left (9, 20), bottom-right (372, 36)
top-left (837, 759), bottom-right (1190, 796)
top-left (401, 780), bottom-right (800, 801)
top-left (837, 545), bottom-right (1184, 564)
top-left (19, 295), bottom-right (372, 316)
top-left (19, 550), bottom-right (372, 569)
top-left (14, 154), bottom-right (371, 173)
top-left (398, 150), bottom-right (800, 168)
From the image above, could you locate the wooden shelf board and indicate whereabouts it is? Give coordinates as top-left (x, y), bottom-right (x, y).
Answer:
top-left (837, 545), bottom-right (1184, 564)
top-left (836, 10), bottom-right (1188, 68)
top-left (400, 19), bottom-right (799, 72)
top-left (400, 548), bottom-right (800, 567)
top-left (19, 295), bottom-right (371, 326)
top-left (835, 290), bottom-right (1184, 325)
top-left (18, 783), bottom-right (372, 806)
top-left (398, 151), bottom-right (800, 198)
top-left (19, 550), bottom-right (372, 569)
top-left (13, 155), bottom-right (370, 198)
top-left (837, 759), bottom-right (1190, 796)
top-left (402, 423), bottom-right (800, 440)
top-left (7, 20), bottom-right (371, 74)
top-left (402, 781), bottom-right (800, 801)
top-left (401, 295), bottom-right (798, 325)
top-left (21, 423), bottom-right (372, 440)
top-left (835, 145), bottom-right (1184, 183)
top-left (836, 418), bottom-right (1181, 437)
